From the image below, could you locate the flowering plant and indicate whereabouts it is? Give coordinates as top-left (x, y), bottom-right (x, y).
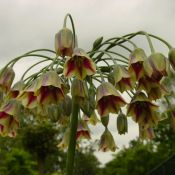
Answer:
top-left (0, 14), bottom-right (175, 175)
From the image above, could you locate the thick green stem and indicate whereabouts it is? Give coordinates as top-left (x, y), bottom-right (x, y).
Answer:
top-left (65, 97), bottom-right (79, 175)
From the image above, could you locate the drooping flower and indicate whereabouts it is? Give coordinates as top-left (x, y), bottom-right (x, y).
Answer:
top-left (96, 82), bottom-right (126, 117)
top-left (143, 53), bottom-right (170, 82)
top-left (138, 76), bottom-right (168, 100)
top-left (55, 27), bottom-right (74, 57)
top-left (0, 67), bottom-right (15, 92)
top-left (99, 127), bottom-right (117, 152)
top-left (63, 47), bottom-right (96, 79)
top-left (76, 119), bottom-right (91, 140)
top-left (18, 80), bottom-right (38, 109)
top-left (7, 80), bottom-right (25, 99)
top-left (35, 71), bottom-right (64, 105)
top-left (110, 65), bottom-right (134, 92)
top-left (128, 48), bottom-right (147, 80)
top-left (57, 128), bottom-right (71, 150)
top-left (127, 91), bottom-right (160, 128)
top-left (0, 100), bottom-right (20, 137)
top-left (139, 125), bottom-right (155, 140)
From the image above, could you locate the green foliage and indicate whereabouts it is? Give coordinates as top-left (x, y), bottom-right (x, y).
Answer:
top-left (73, 150), bottom-right (100, 175)
top-left (0, 148), bottom-right (37, 175)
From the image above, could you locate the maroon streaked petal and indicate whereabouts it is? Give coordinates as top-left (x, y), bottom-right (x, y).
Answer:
top-left (65, 59), bottom-right (76, 76)
top-left (83, 58), bottom-right (96, 73)
top-left (132, 63), bottom-right (143, 80)
top-left (98, 98), bottom-right (108, 116)
top-left (38, 86), bottom-right (50, 104)
top-left (27, 92), bottom-right (37, 106)
top-left (134, 104), bottom-right (143, 122)
top-left (122, 78), bottom-right (132, 87)
top-left (0, 124), bottom-right (3, 132)
top-left (0, 112), bottom-right (8, 119)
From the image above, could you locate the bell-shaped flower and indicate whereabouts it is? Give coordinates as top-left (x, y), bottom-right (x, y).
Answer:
top-left (35, 71), bottom-right (64, 105)
top-left (0, 67), bottom-right (15, 92)
top-left (127, 91), bottom-right (160, 127)
top-left (99, 127), bottom-right (117, 152)
top-left (143, 53), bottom-right (170, 82)
top-left (18, 81), bottom-right (38, 109)
top-left (7, 80), bottom-right (25, 99)
top-left (76, 119), bottom-right (91, 140)
top-left (112, 65), bottom-right (134, 92)
top-left (138, 76), bottom-right (168, 100)
top-left (0, 100), bottom-right (20, 137)
top-left (55, 27), bottom-right (73, 57)
top-left (63, 48), bottom-right (96, 80)
top-left (96, 82), bottom-right (126, 117)
top-left (57, 128), bottom-right (70, 150)
top-left (139, 125), bottom-right (155, 140)
top-left (128, 48), bottom-right (147, 80)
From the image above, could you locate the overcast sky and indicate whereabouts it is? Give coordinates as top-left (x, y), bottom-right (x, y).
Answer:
top-left (0, 0), bottom-right (175, 164)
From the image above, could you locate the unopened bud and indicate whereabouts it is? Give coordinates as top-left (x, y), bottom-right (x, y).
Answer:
top-left (168, 48), bottom-right (175, 71)
top-left (55, 28), bottom-right (73, 57)
top-left (117, 113), bottom-right (128, 135)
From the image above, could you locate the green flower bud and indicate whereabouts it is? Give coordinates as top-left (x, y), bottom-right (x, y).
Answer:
top-left (107, 72), bottom-right (115, 85)
top-left (92, 36), bottom-right (103, 50)
top-left (117, 113), bottom-right (128, 135)
top-left (168, 48), bottom-right (175, 71)
top-left (61, 95), bottom-right (72, 116)
top-left (71, 79), bottom-right (88, 101)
